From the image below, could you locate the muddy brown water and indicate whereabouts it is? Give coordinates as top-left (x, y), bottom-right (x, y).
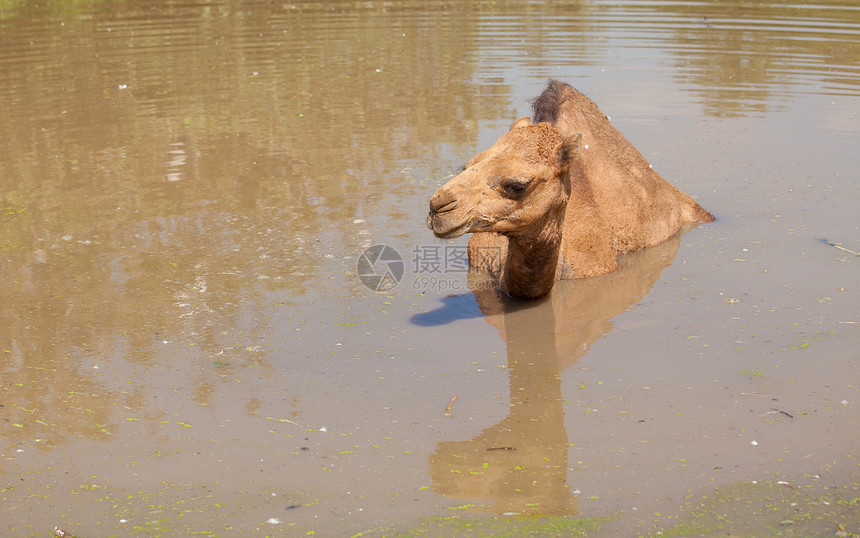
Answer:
top-left (1, 1), bottom-right (858, 536)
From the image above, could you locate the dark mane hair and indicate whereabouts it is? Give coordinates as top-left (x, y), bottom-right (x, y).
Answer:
top-left (530, 79), bottom-right (567, 124)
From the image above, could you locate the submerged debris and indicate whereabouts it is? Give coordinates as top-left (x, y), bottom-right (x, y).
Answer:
top-left (820, 238), bottom-right (860, 256)
top-left (836, 523), bottom-right (855, 538)
top-left (444, 394), bottom-right (458, 417)
top-left (762, 408), bottom-right (794, 419)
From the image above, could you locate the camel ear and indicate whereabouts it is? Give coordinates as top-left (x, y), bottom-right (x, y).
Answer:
top-left (510, 116), bottom-right (532, 130)
top-left (554, 132), bottom-right (583, 168)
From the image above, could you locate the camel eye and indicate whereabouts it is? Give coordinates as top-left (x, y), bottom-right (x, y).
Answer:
top-left (501, 177), bottom-right (531, 197)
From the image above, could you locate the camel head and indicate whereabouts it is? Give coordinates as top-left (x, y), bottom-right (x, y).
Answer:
top-left (428, 118), bottom-right (582, 240)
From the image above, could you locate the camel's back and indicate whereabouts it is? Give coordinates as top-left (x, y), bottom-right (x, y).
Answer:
top-left (533, 81), bottom-right (713, 256)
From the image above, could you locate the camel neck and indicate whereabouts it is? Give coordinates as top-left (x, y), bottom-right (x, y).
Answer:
top-left (501, 218), bottom-right (564, 299)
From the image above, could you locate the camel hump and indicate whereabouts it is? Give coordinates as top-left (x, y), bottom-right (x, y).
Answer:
top-left (531, 79), bottom-right (576, 124)
top-left (534, 79), bottom-right (715, 225)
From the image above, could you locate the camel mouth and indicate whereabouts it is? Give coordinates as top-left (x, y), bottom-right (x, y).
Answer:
top-left (434, 226), bottom-right (468, 240)
top-left (427, 212), bottom-right (472, 239)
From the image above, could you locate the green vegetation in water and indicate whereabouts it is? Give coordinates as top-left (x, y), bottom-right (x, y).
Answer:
top-left (659, 480), bottom-right (860, 537)
top-left (394, 514), bottom-right (613, 537)
top-left (740, 368), bottom-right (768, 378)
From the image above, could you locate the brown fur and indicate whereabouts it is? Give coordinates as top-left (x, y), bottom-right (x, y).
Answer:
top-left (427, 80), bottom-right (714, 298)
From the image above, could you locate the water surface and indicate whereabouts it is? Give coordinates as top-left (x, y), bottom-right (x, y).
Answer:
top-left (1, 1), bottom-right (858, 536)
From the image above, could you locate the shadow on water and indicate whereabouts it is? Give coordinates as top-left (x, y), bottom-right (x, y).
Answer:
top-left (424, 233), bottom-right (683, 515)
top-left (411, 293), bottom-right (487, 327)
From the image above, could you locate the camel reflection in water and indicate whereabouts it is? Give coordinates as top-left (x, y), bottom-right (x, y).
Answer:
top-left (424, 233), bottom-right (683, 515)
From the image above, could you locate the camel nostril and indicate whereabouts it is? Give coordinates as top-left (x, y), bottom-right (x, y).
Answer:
top-left (434, 200), bottom-right (457, 213)
top-left (429, 192), bottom-right (458, 213)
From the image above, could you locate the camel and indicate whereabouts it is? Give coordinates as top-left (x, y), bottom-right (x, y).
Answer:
top-left (427, 80), bottom-right (714, 298)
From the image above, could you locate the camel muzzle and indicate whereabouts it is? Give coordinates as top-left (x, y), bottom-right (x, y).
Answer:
top-left (428, 189), bottom-right (458, 214)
